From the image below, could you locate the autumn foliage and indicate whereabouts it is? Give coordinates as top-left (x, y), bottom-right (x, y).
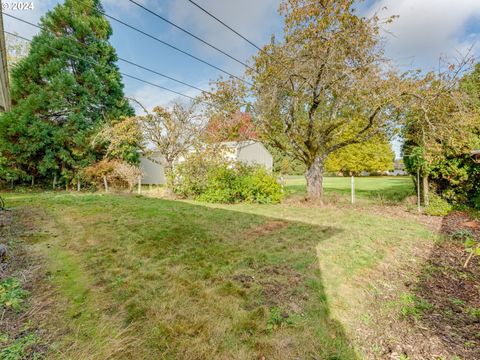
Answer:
top-left (204, 111), bottom-right (257, 143)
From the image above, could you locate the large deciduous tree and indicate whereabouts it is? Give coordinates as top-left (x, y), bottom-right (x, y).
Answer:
top-left (138, 101), bottom-right (202, 188)
top-left (0, 0), bottom-right (133, 186)
top-left (251, 0), bottom-right (401, 202)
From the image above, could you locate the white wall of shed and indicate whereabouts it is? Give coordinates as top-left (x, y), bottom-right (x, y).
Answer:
top-left (237, 142), bottom-right (273, 170)
top-left (140, 156), bottom-right (166, 185)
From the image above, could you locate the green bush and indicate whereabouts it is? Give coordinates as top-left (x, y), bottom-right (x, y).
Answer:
top-left (197, 164), bottom-right (239, 203)
top-left (472, 192), bottom-right (480, 210)
top-left (173, 154), bottom-right (283, 204)
top-left (237, 166), bottom-right (284, 204)
top-left (425, 194), bottom-right (453, 216)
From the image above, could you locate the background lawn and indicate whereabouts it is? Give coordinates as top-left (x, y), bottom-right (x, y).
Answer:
top-left (5, 185), bottom-right (435, 359)
top-left (284, 176), bottom-right (415, 203)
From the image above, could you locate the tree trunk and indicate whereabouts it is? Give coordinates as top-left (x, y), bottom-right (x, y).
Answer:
top-left (422, 174), bottom-right (430, 207)
top-left (305, 157), bottom-right (324, 204)
top-left (164, 162), bottom-right (175, 195)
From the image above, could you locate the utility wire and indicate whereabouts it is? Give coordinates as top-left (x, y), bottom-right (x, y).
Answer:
top-left (4, 13), bottom-right (211, 95)
top-left (184, 0), bottom-right (310, 90)
top-left (185, 0), bottom-right (263, 52)
top-left (126, 0), bottom-right (255, 72)
top-left (4, 31), bottom-right (215, 106)
top-left (92, 6), bottom-right (252, 85)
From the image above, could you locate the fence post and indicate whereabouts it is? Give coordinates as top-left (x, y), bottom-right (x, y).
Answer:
top-left (351, 175), bottom-right (355, 204)
top-left (53, 174), bottom-right (56, 190)
top-left (417, 167), bottom-right (421, 213)
top-left (77, 179), bottom-right (80, 192)
top-left (103, 175), bottom-right (108, 193)
top-left (137, 176), bottom-right (142, 195)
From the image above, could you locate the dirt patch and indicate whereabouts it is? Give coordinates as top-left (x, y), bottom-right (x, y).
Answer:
top-left (442, 211), bottom-right (480, 240)
top-left (411, 212), bottom-right (480, 360)
top-left (232, 264), bottom-right (307, 315)
top-left (231, 274), bottom-right (255, 288)
top-left (244, 220), bottom-right (289, 239)
top-left (352, 210), bottom-right (480, 360)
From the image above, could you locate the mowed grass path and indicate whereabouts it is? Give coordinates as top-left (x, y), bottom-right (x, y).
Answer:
top-left (285, 176), bottom-right (414, 202)
top-left (8, 184), bottom-right (433, 359)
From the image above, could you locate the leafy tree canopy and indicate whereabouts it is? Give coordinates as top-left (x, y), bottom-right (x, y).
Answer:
top-left (251, 0), bottom-right (402, 202)
top-left (0, 0), bottom-right (133, 185)
top-left (325, 136), bottom-right (394, 175)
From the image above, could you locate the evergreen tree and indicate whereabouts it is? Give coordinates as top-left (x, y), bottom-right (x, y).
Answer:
top-left (0, 0), bottom-right (133, 186)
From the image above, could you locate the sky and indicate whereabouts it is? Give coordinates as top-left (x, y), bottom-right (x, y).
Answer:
top-left (4, 0), bottom-right (480, 156)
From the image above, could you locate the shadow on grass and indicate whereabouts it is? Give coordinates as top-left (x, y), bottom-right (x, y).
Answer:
top-left (410, 212), bottom-right (480, 359)
top-left (13, 193), bottom-right (358, 360)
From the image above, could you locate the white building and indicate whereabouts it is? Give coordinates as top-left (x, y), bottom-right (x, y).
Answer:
top-left (139, 140), bottom-right (273, 185)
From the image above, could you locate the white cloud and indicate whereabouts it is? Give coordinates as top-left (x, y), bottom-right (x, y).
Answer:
top-left (101, 0), bottom-right (163, 17)
top-left (366, 0), bottom-right (480, 70)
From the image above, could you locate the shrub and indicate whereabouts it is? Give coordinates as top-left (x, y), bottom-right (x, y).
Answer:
top-left (197, 164), bottom-right (239, 203)
top-left (82, 159), bottom-right (142, 192)
top-left (173, 152), bottom-right (283, 204)
top-left (425, 194), bottom-right (453, 216)
top-left (172, 150), bottom-right (221, 198)
top-left (113, 162), bottom-right (142, 192)
top-left (473, 192), bottom-right (480, 210)
top-left (237, 166), bottom-right (284, 204)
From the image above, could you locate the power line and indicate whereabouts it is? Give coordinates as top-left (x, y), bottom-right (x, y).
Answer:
top-left (184, 0), bottom-right (308, 90)
top-left (185, 0), bottom-right (263, 52)
top-left (93, 6), bottom-right (252, 85)
top-left (4, 31), bottom-right (214, 106)
top-left (4, 13), bottom-right (211, 95)
top-left (117, 58), bottom-right (210, 94)
top-left (126, 0), bottom-right (255, 72)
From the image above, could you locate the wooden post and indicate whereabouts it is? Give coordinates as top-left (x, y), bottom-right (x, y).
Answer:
top-left (103, 175), bottom-right (108, 192)
top-left (77, 179), bottom-right (81, 192)
top-left (417, 167), bottom-right (421, 213)
top-left (351, 175), bottom-right (355, 204)
top-left (137, 176), bottom-right (142, 195)
top-left (53, 174), bottom-right (57, 189)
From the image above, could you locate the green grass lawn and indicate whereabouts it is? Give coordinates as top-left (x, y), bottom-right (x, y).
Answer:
top-left (284, 176), bottom-right (415, 203)
top-left (5, 185), bottom-right (435, 359)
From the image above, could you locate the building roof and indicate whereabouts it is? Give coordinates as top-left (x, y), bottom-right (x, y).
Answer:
top-left (220, 140), bottom-right (259, 149)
